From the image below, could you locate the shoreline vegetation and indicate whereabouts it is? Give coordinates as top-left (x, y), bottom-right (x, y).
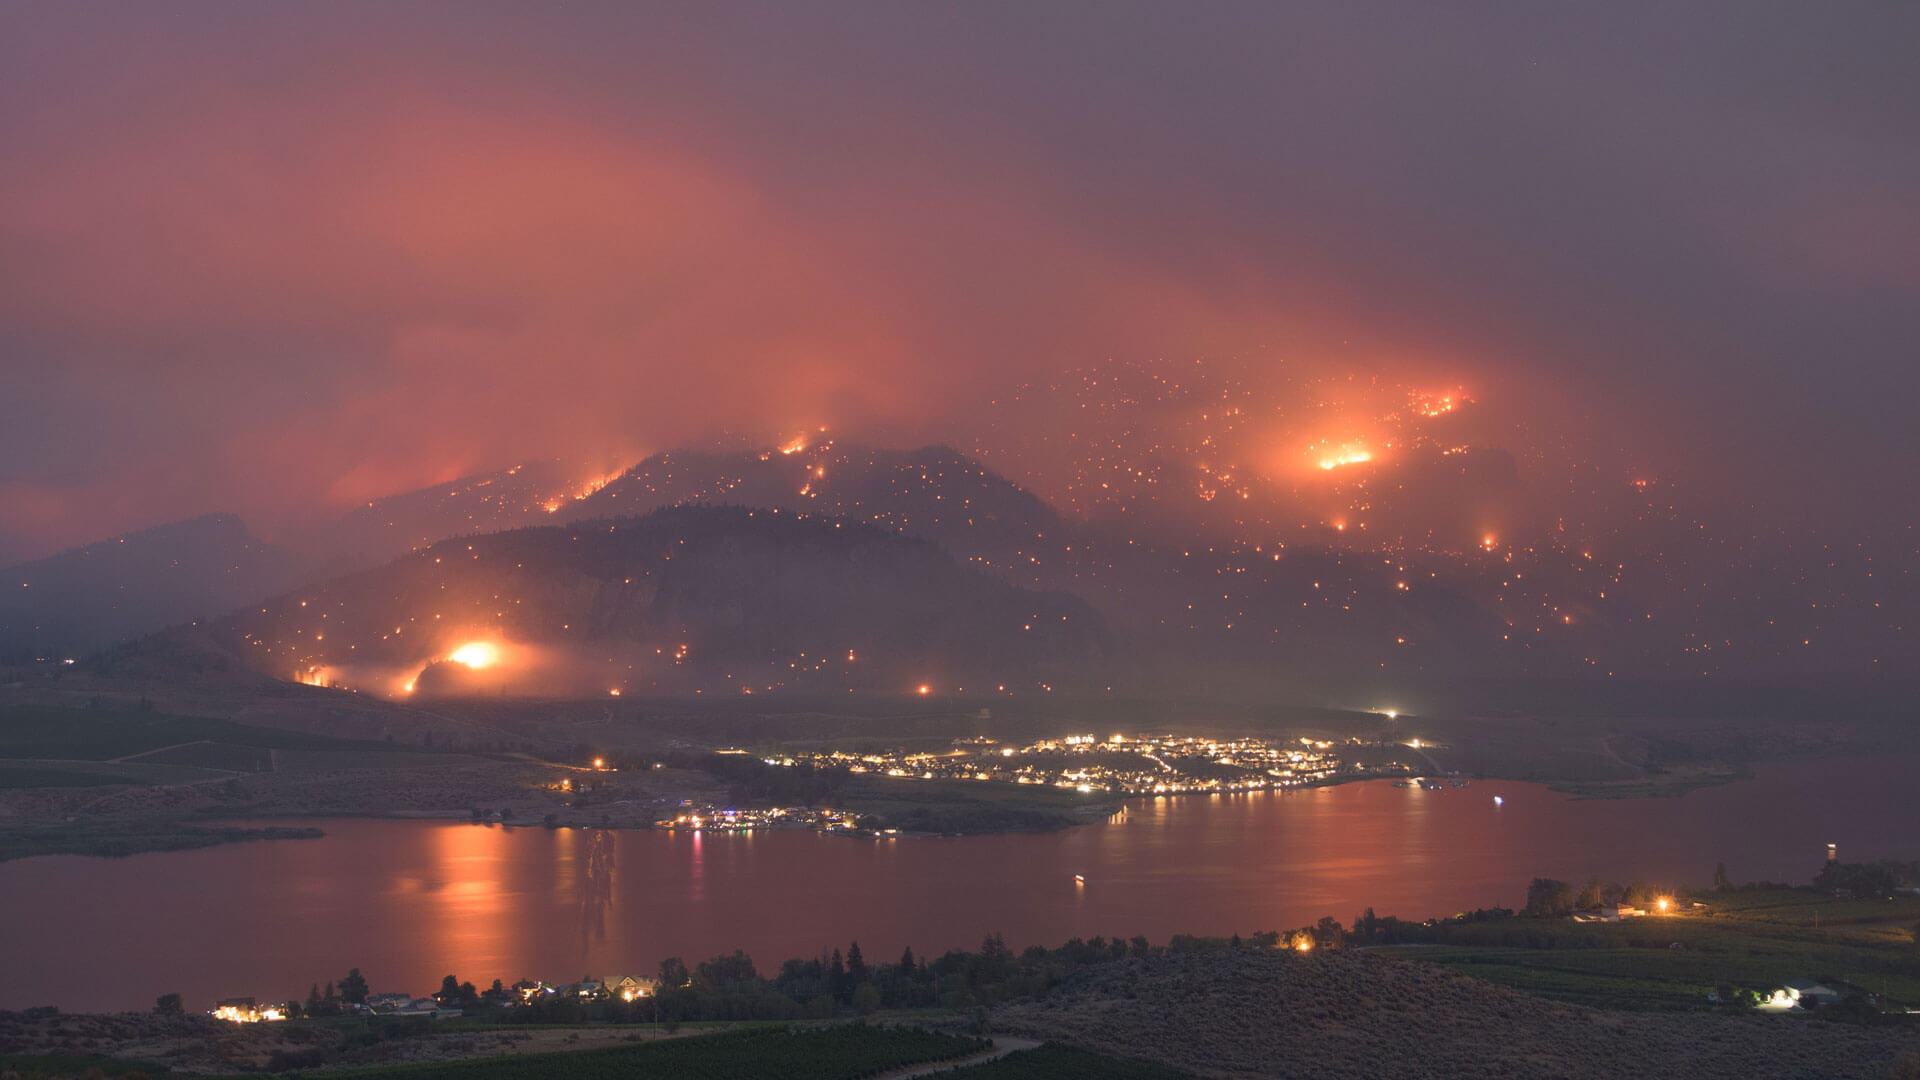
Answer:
top-left (2, 867), bottom-right (1915, 1078)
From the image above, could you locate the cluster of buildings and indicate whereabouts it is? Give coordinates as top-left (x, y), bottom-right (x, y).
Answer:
top-left (210, 975), bottom-right (662, 1023)
top-left (652, 803), bottom-right (872, 833)
top-left (765, 732), bottom-right (1401, 795)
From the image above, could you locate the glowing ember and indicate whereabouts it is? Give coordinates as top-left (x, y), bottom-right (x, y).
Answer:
top-left (448, 641), bottom-right (501, 668)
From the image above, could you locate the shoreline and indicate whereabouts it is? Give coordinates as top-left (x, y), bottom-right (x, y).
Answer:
top-left (0, 761), bottom-right (1779, 862)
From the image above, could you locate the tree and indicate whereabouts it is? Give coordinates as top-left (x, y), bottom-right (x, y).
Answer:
top-left (657, 957), bottom-right (690, 989)
top-left (897, 945), bottom-right (917, 976)
top-left (1576, 878), bottom-right (1604, 911)
top-left (828, 949), bottom-right (848, 1001)
top-left (438, 975), bottom-right (461, 1004)
top-left (340, 968), bottom-right (369, 1006)
top-left (1524, 877), bottom-right (1576, 917)
top-left (846, 941), bottom-right (868, 983)
top-left (153, 993), bottom-right (184, 1016)
top-left (1713, 862), bottom-right (1730, 891)
top-left (1814, 860), bottom-right (1897, 900)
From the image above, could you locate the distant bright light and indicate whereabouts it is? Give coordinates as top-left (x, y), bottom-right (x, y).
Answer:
top-left (1383, 709), bottom-right (1397, 720)
top-left (1657, 896), bottom-right (1672, 913)
top-left (917, 684), bottom-right (931, 695)
top-left (448, 642), bottom-right (501, 668)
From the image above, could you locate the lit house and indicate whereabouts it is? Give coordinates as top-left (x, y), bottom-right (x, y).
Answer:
top-left (607, 974), bottom-right (656, 1001)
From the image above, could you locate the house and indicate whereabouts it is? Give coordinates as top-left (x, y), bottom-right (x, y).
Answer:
top-left (510, 979), bottom-right (547, 1002)
top-left (573, 980), bottom-right (606, 1000)
top-left (1600, 904), bottom-right (1645, 922)
top-left (1781, 979), bottom-right (1844, 1006)
top-left (606, 975), bottom-right (657, 1001)
top-left (211, 997), bottom-right (258, 1023)
top-left (392, 998), bottom-right (441, 1017)
top-left (366, 993), bottom-right (413, 1013)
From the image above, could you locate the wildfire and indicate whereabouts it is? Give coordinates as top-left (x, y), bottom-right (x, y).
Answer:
top-left (1317, 447), bottom-right (1373, 471)
top-left (448, 641), bottom-right (501, 668)
top-left (1411, 389), bottom-right (1469, 418)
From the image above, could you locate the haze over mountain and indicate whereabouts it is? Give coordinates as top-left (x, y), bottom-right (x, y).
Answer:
top-left (292, 459), bottom-right (619, 567)
top-left (0, 515), bottom-right (312, 663)
top-left (21, 416), bottom-right (1916, 691)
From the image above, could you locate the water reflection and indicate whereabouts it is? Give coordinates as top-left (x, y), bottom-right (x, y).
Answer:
top-left (577, 829), bottom-right (616, 947)
top-left (0, 755), bottom-right (1911, 1012)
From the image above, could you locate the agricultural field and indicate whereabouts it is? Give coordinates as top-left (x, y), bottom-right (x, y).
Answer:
top-left (995, 947), bottom-right (1920, 1079)
top-left (948, 1042), bottom-right (1198, 1079)
top-left (1376, 889), bottom-right (1920, 1010)
top-left (0, 705), bottom-right (411, 763)
top-left (321, 1024), bottom-right (988, 1080)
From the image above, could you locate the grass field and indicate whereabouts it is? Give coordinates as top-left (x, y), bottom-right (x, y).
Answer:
top-left (0, 759), bottom-right (237, 789)
top-left (0, 704), bottom-right (415, 763)
top-left (949, 1043), bottom-right (1198, 1079)
top-left (0, 1053), bottom-right (169, 1077)
top-left (1378, 889), bottom-right (1920, 1010)
top-left (319, 1024), bottom-right (987, 1080)
top-left (0, 822), bottom-right (322, 861)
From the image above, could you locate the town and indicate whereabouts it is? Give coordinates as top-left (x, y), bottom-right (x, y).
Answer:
top-left (756, 732), bottom-right (1416, 797)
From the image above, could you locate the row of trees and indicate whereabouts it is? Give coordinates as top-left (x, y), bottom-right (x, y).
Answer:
top-left (1523, 877), bottom-right (1675, 917)
top-left (333, 931), bottom-right (1337, 1027)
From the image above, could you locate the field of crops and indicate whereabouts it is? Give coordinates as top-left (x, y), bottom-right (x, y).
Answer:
top-left (326, 1024), bottom-right (988, 1080)
top-left (1383, 890), bottom-right (1920, 1010)
top-left (948, 1043), bottom-right (1196, 1079)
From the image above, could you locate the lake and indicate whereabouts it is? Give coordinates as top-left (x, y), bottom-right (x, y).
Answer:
top-left (1, 755), bottom-right (1907, 1012)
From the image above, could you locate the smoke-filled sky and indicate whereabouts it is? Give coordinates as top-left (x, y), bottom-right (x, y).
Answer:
top-left (3, 2), bottom-right (1916, 562)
